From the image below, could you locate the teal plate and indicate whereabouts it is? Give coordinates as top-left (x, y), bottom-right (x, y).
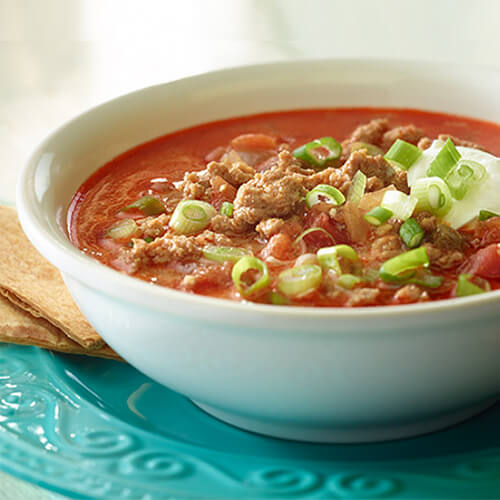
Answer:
top-left (0, 342), bottom-right (499, 499)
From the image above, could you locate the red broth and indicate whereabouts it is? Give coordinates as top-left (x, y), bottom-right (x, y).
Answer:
top-left (68, 108), bottom-right (500, 306)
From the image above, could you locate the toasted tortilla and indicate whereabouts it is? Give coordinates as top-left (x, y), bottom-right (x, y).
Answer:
top-left (0, 206), bottom-right (104, 349)
top-left (0, 294), bottom-right (121, 360)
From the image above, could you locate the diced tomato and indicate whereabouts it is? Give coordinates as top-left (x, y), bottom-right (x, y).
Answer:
top-left (468, 243), bottom-right (500, 278)
top-left (260, 233), bottom-right (295, 261)
top-left (230, 133), bottom-right (278, 152)
top-left (303, 210), bottom-right (350, 249)
top-left (210, 175), bottom-right (237, 210)
top-left (481, 217), bottom-right (500, 246)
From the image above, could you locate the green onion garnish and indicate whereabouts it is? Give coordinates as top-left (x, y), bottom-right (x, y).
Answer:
top-left (122, 195), bottom-right (165, 216)
top-left (294, 227), bottom-right (336, 246)
top-left (220, 202), bottom-right (234, 217)
top-left (347, 170), bottom-right (367, 205)
top-left (444, 160), bottom-right (486, 200)
top-left (144, 237), bottom-right (154, 243)
top-left (293, 137), bottom-right (342, 168)
top-left (169, 200), bottom-right (217, 235)
top-left (384, 139), bottom-right (422, 170)
top-left (269, 292), bottom-right (290, 305)
top-left (427, 138), bottom-right (461, 178)
top-left (337, 273), bottom-right (363, 289)
top-left (364, 206), bottom-right (393, 226)
top-left (410, 177), bottom-right (453, 216)
top-left (203, 245), bottom-right (251, 263)
top-left (350, 142), bottom-right (383, 156)
top-left (379, 247), bottom-right (430, 283)
top-left (317, 244), bottom-right (359, 275)
top-left (305, 184), bottom-right (345, 209)
top-left (409, 270), bottom-right (443, 288)
top-left (380, 190), bottom-right (418, 221)
top-left (231, 256), bottom-right (270, 297)
top-left (277, 264), bottom-right (323, 298)
top-left (479, 209), bottom-right (500, 221)
top-left (107, 219), bottom-right (138, 240)
top-left (399, 218), bottom-right (425, 248)
top-left (456, 274), bottom-right (488, 296)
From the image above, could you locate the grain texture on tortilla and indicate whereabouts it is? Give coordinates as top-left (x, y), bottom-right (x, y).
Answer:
top-left (0, 295), bottom-right (120, 360)
top-left (0, 206), bottom-right (104, 349)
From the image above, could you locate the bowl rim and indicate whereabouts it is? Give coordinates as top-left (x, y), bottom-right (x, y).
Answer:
top-left (16, 57), bottom-right (500, 322)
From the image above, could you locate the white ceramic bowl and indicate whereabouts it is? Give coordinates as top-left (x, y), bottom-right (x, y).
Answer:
top-left (17, 60), bottom-right (500, 443)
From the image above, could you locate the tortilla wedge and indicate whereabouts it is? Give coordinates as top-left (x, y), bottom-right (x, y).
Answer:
top-left (0, 206), bottom-right (104, 349)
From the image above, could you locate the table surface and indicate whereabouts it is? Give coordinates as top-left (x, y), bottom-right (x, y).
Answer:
top-left (1, 0), bottom-right (500, 498)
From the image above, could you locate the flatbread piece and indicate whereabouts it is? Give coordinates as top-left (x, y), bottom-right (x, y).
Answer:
top-left (0, 206), bottom-right (104, 349)
top-left (0, 294), bottom-right (121, 360)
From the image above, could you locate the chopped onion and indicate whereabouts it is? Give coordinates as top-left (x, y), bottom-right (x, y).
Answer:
top-left (479, 209), bottom-right (500, 221)
top-left (231, 256), bottom-right (270, 296)
top-left (169, 200), bottom-right (217, 235)
top-left (317, 244), bottom-right (359, 275)
top-left (381, 190), bottom-right (418, 221)
top-left (293, 137), bottom-right (342, 168)
top-left (347, 170), bottom-right (367, 205)
top-left (427, 138), bottom-right (461, 179)
top-left (220, 202), bottom-right (234, 216)
top-left (456, 273), bottom-right (489, 296)
top-left (379, 247), bottom-right (429, 283)
top-left (445, 160), bottom-right (486, 200)
top-left (107, 219), bottom-right (138, 240)
top-left (305, 184), bottom-right (345, 209)
top-left (364, 206), bottom-right (393, 226)
top-left (384, 139), bottom-right (422, 170)
top-left (399, 218), bottom-right (425, 248)
top-left (410, 177), bottom-right (453, 216)
top-left (277, 264), bottom-right (322, 298)
top-left (122, 195), bottom-right (165, 216)
top-left (203, 246), bottom-right (251, 263)
top-left (337, 273), bottom-right (363, 289)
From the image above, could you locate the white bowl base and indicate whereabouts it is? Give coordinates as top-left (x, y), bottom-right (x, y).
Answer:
top-left (193, 399), bottom-right (498, 443)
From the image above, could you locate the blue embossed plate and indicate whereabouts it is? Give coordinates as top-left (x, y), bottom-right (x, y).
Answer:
top-left (0, 343), bottom-right (499, 499)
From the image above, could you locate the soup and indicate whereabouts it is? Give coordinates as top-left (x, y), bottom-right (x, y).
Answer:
top-left (68, 108), bottom-right (500, 306)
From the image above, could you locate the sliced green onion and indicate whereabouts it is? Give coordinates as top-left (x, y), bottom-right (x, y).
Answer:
top-left (479, 209), bottom-right (500, 221)
top-left (445, 160), bottom-right (486, 200)
top-left (107, 219), bottom-right (138, 240)
top-left (203, 245), bottom-right (251, 263)
top-left (364, 206), bottom-right (393, 226)
top-left (427, 138), bottom-right (461, 178)
top-left (277, 264), bottom-right (322, 298)
top-left (169, 200), bottom-right (217, 235)
top-left (294, 227), bottom-right (336, 246)
top-left (410, 177), bottom-right (453, 216)
top-left (381, 190), bottom-right (417, 221)
top-left (293, 137), bottom-right (342, 168)
top-left (337, 273), bottom-right (363, 289)
top-left (317, 244), bottom-right (359, 275)
top-left (231, 256), bottom-right (269, 296)
top-left (144, 237), bottom-right (154, 243)
top-left (347, 170), bottom-right (367, 205)
top-left (305, 184), bottom-right (345, 209)
top-left (409, 270), bottom-right (443, 288)
top-left (270, 291), bottom-right (290, 305)
top-left (122, 195), bottom-right (165, 216)
top-left (350, 142), bottom-right (383, 156)
top-left (456, 274), bottom-right (488, 296)
top-left (220, 202), bottom-right (234, 216)
top-left (379, 247), bottom-right (429, 283)
top-left (384, 139), bottom-right (422, 170)
top-left (399, 218), bottom-right (425, 248)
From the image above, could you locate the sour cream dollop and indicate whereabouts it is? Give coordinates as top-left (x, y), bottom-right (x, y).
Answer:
top-left (408, 140), bottom-right (500, 229)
